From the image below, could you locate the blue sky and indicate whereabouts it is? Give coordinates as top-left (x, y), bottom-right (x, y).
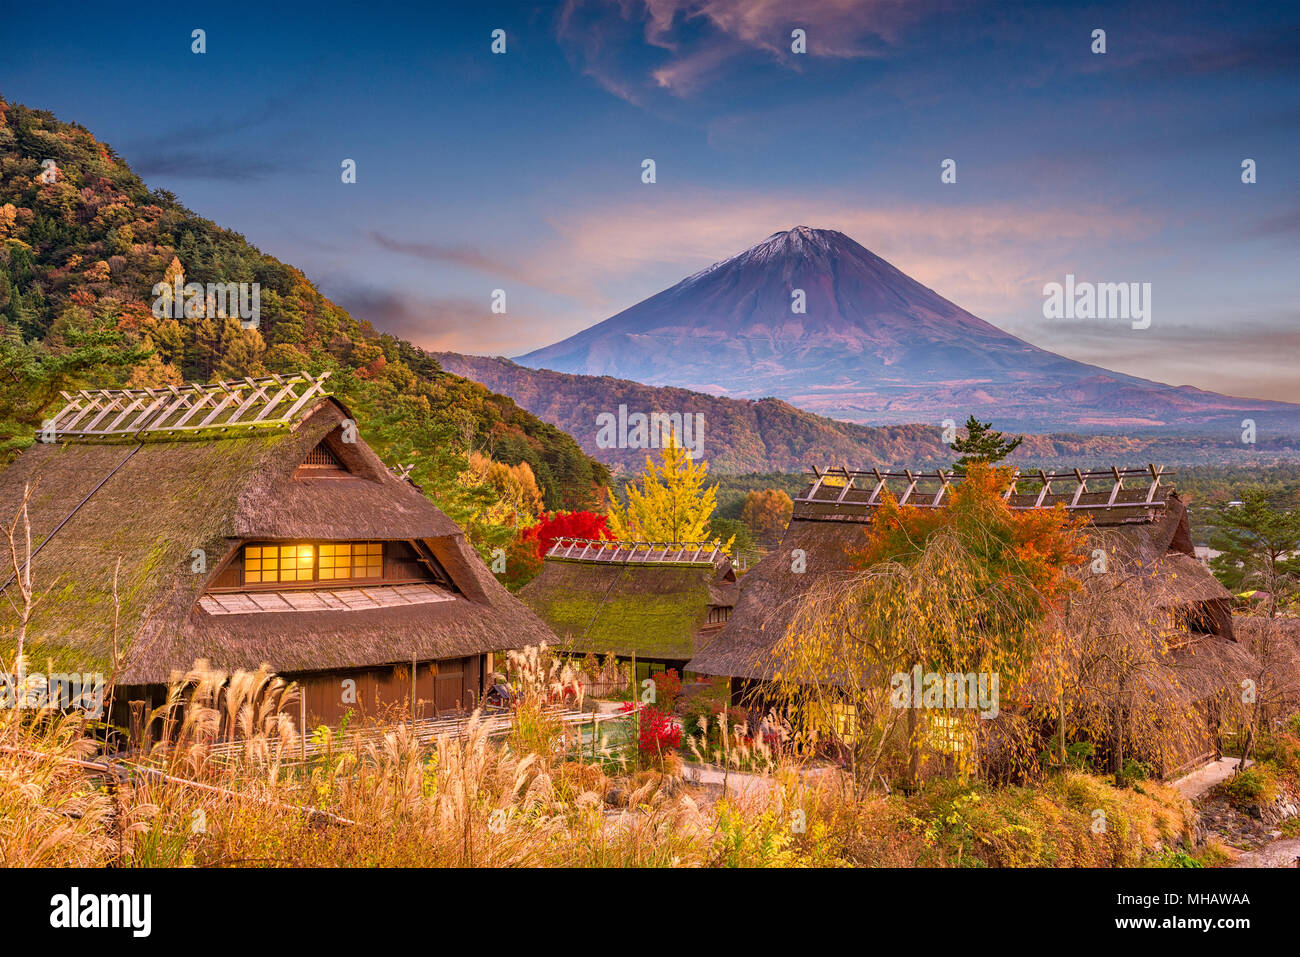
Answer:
top-left (2, 0), bottom-right (1297, 400)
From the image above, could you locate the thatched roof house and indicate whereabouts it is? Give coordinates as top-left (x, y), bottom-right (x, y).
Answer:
top-left (518, 538), bottom-right (737, 666)
top-left (0, 372), bottom-right (555, 724)
top-left (688, 466), bottom-right (1242, 684)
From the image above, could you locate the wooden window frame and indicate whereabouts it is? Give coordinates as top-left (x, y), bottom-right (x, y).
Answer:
top-left (212, 541), bottom-right (422, 592)
top-left (207, 539), bottom-right (458, 594)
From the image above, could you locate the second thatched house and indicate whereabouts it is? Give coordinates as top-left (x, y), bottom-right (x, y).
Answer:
top-left (0, 372), bottom-right (556, 730)
top-left (518, 538), bottom-right (737, 683)
top-left (687, 466), bottom-right (1254, 774)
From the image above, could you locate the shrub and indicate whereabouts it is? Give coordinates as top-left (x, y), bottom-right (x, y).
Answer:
top-left (621, 703), bottom-right (683, 766)
top-left (638, 706), bottom-right (683, 758)
top-left (1122, 758), bottom-right (1153, 783)
top-left (1255, 729), bottom-right (1300, 783)
top-left (680, 696), bottom-right (718, 740)
top-left (1145, 849), bottom-right (1203, 868)
top-left (1194, 840), bottom-right (1235, 867)
top-left (1219, 766), bottom-right (1280, 810)
top-left (650, 668), bottom-right (682, 710)
top-left (1041, 738), bottom-right (1096, 771)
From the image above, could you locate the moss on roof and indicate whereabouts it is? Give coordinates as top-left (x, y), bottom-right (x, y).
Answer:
top-left (519, 559), bottom-right (732, 661)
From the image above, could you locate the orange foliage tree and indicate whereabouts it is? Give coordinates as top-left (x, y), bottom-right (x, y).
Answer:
top-left (741, 488), bottom-right (793, 548)
top-left (856, 463), bottom-right (1086, 618)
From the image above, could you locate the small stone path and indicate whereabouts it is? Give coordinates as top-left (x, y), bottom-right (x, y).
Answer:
top-left (1172, 757), bottom-right (1250, 801)
top-left (1232, 838), bottom-right (1300, 868)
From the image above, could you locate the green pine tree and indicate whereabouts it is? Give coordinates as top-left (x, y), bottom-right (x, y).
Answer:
top-left (950, 415), bottom-right (1023, 470)
top-left (1209, 488), bottom-right (1300, 617)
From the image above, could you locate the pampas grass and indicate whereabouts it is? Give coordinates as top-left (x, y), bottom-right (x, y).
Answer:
top-left (0, 650), bottom-right (1205, 868)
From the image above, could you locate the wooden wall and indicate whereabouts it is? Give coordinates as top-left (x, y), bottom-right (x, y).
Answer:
top-left (291, 655), bottom-right (485, 726)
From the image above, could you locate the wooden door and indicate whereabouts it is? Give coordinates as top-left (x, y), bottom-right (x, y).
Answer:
top-left (435, 658), bottom-right (465, 713)
top-left (462, 654), bottom-right (482, 710)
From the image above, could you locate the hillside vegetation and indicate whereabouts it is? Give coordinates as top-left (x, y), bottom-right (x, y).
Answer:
top-left (0, 97), bottom-right (608, 553)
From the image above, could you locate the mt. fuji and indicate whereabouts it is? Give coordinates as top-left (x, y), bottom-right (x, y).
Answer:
top-left (517, 227), bottom-right (1298, 435)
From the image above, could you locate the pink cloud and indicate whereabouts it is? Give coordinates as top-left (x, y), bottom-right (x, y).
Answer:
top-left (523, 189), bottom-right (1162, 321)
top-left (559, 0), bottom-right (953, 99)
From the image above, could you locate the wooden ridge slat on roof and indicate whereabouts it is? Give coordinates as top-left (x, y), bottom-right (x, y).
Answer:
top-left (544, 537), bottom-right (722, 567)
top-left (792, 465), bottom-right (1172, 523)
top-left (42, 371), bottom-right (332, 440)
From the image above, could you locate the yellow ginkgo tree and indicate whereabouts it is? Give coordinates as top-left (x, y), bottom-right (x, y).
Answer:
top-left (608, 433), bottom-right (732, 551)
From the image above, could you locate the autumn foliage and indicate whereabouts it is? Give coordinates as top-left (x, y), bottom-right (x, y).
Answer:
top-left (741, 488), bottom-right (793, 548)
top-left (771, 464), bottom-right (1090, 785)
top-left (521, 509), bottom-right (613, 560)
top-left (608, 435), bottom-right (729, 549)
top-left (855, 463), bottom-right (1087, 613)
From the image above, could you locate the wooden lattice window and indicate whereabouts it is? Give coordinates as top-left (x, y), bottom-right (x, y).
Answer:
top-left (318, 542), bottom-right (383, 581)
top-left (296, 440), bottom-right (348, 474)
top-left (216, 541), bottom-right (456, 592)
top-left (244, 544), bottom-right (316, 584)
top-left (926, 713), bottom-right (969, 754)
top-left (243, 542), bottom-right (383, 585)
top-left (813, 701), bottom-right (858, 745)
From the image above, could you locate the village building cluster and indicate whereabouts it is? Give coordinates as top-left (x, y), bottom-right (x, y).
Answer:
top-left (0, 374), bottom-right (1281, 779)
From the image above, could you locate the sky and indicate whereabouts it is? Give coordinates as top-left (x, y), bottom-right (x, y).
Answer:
top-left (2, 0), bottom-right (1297, 401)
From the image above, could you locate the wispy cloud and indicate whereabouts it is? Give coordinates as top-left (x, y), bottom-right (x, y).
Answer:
top-left (558, 0), bottom-right (950, 100)
top-left (325, 282), bottom-right (548, 356)
top-left (1116, 21), bottom-right (1300, 80)
top-left (1240, 206), bottom-right (1300, 241)
top-left (367, 231), bottom-right (527, 278)
top-left (129, 152), bottom-right (286, 182)
top-left (1004, 315), bottom-right (1300, 404)
top-left (122, 96), bottom-right (302, 182)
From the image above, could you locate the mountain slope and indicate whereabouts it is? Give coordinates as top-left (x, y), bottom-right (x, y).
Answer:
top-left (518, 226), bottom-right (1300, 435)
top-left (436, 353), bottom-right (1300, 474)
top-left (0, 95), bottom-right (607, 517)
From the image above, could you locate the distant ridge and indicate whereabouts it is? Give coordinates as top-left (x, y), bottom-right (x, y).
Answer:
top-left (435, 353), bottom-right (1300, 475)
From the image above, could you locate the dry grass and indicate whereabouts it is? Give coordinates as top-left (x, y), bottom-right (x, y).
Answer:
top-left (0, 663), bottom-right (1206, 868)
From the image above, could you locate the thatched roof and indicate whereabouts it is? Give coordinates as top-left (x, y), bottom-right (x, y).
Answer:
top-left (1166, 633), bottom-right (1260, 702)
top-left (0, 379), bottom-right (556, 684)
top-left (518, 543), bottom-right (735, 661)
top-left (687, 470), bottom-right (1236, 682)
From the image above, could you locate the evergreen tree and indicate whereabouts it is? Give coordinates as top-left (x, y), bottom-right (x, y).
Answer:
top-left (1209, 488), bottom-right (1300, 617)
top-left (951, 415), bottom-right (1023, 470)
top-left (3, 285), bottom-right (24, 330)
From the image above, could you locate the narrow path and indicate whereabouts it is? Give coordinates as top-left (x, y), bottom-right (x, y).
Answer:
top-left (1174, 757), bottom-right (1300, 868)
top-left (681, 761), bottom-right (839, 796)
top-left (1232, 838), bottom-right (1300, 868)
top-left (1171, 757), bottom-right (1250, 801)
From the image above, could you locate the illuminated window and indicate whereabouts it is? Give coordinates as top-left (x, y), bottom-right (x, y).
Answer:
top-left (353, 542), bottom-right (383, 579)
top-left (318, 543), bottom-right (352, 581)
top-left (281, 544), bottom-right (315, 582)
top-left (243, 542), bottom-right (383, 585)
top-left (244, 545), bottom-right (282, 584)
top-left (811, 701), bottom-right (858, 745)
top-left (927, 713), bottom-right (969, 754)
